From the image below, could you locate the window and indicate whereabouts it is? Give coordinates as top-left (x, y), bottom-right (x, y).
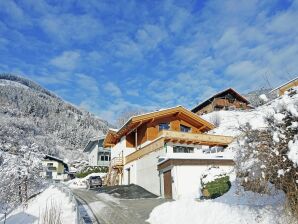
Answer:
top-left (99, 152), bottom-right (110, 161)
top-left (173, 146), bottom-right (194, 153)
top-left (180, 124), bottom-right (191, 133)
top-left (159, 123), bottom-right (170, 131)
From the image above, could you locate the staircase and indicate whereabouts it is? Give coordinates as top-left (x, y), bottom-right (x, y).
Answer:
top-left (105, 157), bottom-right (124, 186)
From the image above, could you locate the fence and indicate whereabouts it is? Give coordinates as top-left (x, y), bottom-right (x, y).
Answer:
top-left (53, 182), bottom-right (85, 224)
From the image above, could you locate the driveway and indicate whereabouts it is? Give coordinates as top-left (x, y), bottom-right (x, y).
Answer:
top-left (73, 188), bottom-right (167, 224)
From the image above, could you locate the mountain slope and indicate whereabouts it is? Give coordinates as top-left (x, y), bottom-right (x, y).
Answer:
top-left (0, 74), bottom-right (109, 161)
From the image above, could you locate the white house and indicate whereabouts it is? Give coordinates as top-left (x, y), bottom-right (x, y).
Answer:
top-left (104, 106), bottom-right (234, 199)
top-left (41, 155), bottom-right (69, 181)
top-left (83, 136), bottom-right (111, 167)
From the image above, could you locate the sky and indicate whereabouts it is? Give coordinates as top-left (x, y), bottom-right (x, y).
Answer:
top-left (0, 0), bottom-right (298, 124)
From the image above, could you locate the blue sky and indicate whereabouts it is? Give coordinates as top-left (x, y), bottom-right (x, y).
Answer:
top-left (0, 0), bottom-right (298, 123)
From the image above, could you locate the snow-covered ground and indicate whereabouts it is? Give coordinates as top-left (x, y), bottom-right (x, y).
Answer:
top-left (66, 172), bottom-right (106, 189)
top-left (0, 186), bottom-right (76, 224)
top-left (147, 177), bottom-right (294, 224)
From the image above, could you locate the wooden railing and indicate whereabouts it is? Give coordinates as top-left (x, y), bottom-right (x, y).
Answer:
top-left (125, 138), bottom-right (165, 164)
top-left (110, 157), bottom-right (124, 168)
top-left (124, 131), bottom-right (234, 164)
top-left (158, 130), bottom-right (233, 146)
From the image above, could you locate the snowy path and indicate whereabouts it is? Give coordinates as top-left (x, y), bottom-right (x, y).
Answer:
top-left (72, 189), bottom-right (166, 224)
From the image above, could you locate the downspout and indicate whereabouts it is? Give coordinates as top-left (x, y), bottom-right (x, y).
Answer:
top-left (135, 127), bottom-right (138, 150)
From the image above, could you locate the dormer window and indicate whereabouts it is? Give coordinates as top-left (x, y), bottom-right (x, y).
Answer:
top-left (180, 124), bottom-right (191, 133)
top-left (159, 123), bottom-right (170, 131)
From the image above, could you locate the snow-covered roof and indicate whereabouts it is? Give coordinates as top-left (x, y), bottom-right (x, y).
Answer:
top-left (83, 135), bottom-right (106, 152)
top-left (270, 76), bottom-right (298, 92)
top-left (44, 155), bottom-right (68, 168)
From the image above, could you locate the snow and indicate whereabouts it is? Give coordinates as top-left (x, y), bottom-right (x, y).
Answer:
top-left (201, 167), bottom-right (233, 184)
top-left (259, 94), bottom-right (268, 102)
top-left (147, 181), bottom-right (291, 224)
top-left (0, 186), bottom-right (76, 224)
top-left (288, 139), bottom-right (298, 166)
top-left (66, 172), bottom-right (106, 189)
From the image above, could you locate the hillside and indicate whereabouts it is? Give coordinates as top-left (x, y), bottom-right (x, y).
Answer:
top-left (0, 74), bottom-right (110, 212)
top-left (0, 74), bottom-right (109, 161)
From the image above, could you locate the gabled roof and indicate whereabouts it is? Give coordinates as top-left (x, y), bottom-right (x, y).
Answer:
top-left (44, 155), bottom-right (68, 170)
top-left (103, 106), bottom-right (215, 147)
top-left (191, 88), bottom-right (250, 113)
top-left (83, 135), bottom-right (105, 152)
top-left (270, 76), bottom-right (298, 92)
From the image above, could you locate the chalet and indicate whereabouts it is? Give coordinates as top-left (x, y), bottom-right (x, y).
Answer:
top-left (41, 155), bottom-right (69, 181)
top-left (83, 136), bottom-right (110, 167)
top-left (191, 88), bottom-right (252, 115)
top-left (270, 77), bottom-right (298, 96)
top-left (104, 106), bottom-right (234, 199)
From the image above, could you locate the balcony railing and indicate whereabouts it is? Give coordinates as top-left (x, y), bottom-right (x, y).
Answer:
top-left (110, 157), bottom-right (124, 168)
top-left (125, 138), bottom-right (165, 164)
top-left (124, 130), bottom-right (234, 165)
top-left (158, 130), bottom-right (233, 146)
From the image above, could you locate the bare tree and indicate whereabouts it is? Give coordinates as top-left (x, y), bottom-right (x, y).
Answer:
top-left (116, 109), bottom-right (148, 128)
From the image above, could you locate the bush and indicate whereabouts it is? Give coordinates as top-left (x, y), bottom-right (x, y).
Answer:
top-left (202, 176), bottom-right (231, 199)
top-left (76, 166), bottom-right (108, 178)
top-left (236, 103), bottom-right (298, 218)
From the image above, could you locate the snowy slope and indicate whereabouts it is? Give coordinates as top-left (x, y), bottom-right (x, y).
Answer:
top-left (0, 186), bottom-right (76, 224)
top-left (0, 74), bottom-right (110, 213)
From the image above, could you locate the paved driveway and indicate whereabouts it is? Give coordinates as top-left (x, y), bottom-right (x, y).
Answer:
top-left (73, 189), bottom-right (167, 224)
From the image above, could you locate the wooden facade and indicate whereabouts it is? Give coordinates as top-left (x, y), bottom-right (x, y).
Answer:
top-left (192, 88), bottom-right (252, 115)
top-left (273, 77), bottom-right (298, 96)
top-left (103, 106), bottom-right (215, 148)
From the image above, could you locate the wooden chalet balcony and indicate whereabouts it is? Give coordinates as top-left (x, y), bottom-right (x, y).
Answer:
top-left (125, 130), bottom-right (233, 164)
top-left (159, 130), bottom-right (234, 146)
top-left (110, 157), bottom-right (124, 168)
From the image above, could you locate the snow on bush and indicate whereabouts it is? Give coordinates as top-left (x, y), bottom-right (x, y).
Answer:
top-left (236, 87), bottom-right (298, 217)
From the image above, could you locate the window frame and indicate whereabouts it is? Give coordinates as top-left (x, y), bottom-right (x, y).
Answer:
top-left (158, 122), bottom-right (170, 131)
top-left (180, 124), bottom-right (191, 133)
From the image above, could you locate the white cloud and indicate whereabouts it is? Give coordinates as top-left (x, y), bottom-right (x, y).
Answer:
top-left (104, 82), bottom-right (122, 97)
top-left (50, 51), bottom-right (80, 70)
top-left (136, 24), bottom-right (168, 50)
top-left (41, 14), bottom-right (103, 43)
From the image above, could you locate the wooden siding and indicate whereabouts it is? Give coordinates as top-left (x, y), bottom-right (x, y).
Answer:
top-left (158, 158), bottom-right (235, 171)
top-left (195, 97), bottom-right (251, 115)
top-left (125, 115), bottom-right (207, 148)
top-left (279, 79), bottom-right (298, 95)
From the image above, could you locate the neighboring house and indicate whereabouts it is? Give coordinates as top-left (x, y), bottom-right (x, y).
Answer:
top-left (103, 106), bottom-right (234, 199)
top-left (270, 77), bottom-right (298, 96)
top-left (41, 155), bottom-right (69, 181)
top-left (83, 136), bottom-right (110, 167)
top-left (191, 88), bottom-right (252, 115)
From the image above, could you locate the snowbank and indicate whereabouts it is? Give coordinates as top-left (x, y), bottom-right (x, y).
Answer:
top-left (0, 186), bottom-right (76, 224)
top-left (66, 172), bottom-right (106, 189)
top-left (147, 182), bottom-right (291, 224)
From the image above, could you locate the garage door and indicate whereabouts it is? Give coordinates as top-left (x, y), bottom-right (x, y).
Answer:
top-left (163, 170), bottom-right (172, 199)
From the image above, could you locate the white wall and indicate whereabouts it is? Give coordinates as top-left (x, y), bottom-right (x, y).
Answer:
top-left (170, 165), bottom-right (233, 200)
top-left (123, 148), bottom-right (166, 195)
top-left (89, 144), bottom-right (99, 166)
top-left (111, 136), bottom-right (136, 159)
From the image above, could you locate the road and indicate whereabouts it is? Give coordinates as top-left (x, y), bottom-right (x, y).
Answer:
top-left (72, 188), bottom-right (167, 224)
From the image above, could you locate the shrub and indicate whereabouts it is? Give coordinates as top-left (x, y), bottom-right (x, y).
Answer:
top-left (202, 176), bottom-right (231, 199)
top-left (76, 166), bottom-right (108, 178)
